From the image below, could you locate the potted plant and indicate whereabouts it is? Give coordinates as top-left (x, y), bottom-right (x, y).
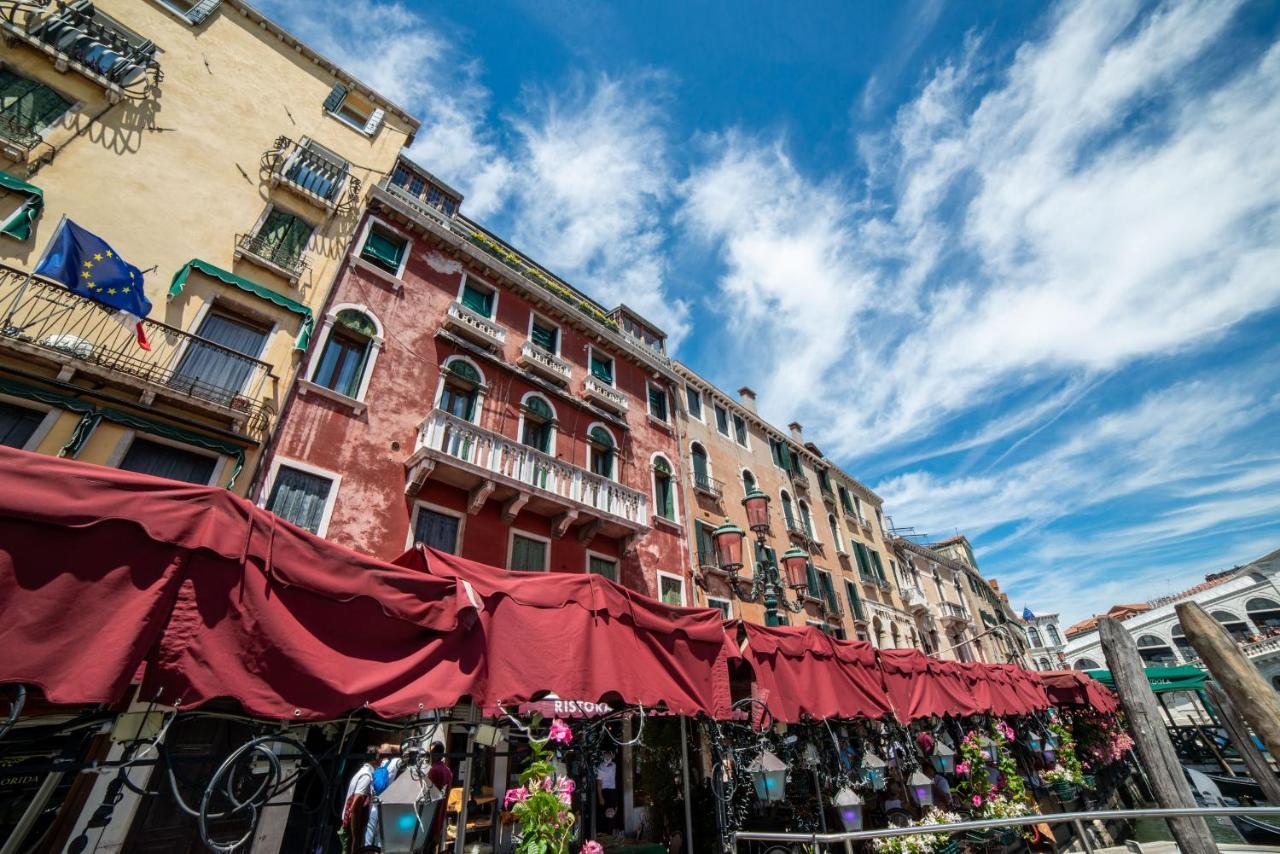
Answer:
top-left (504, 718), bottom-right (578, 854)
top-left (1043, 765), bottom-right (1081, 801)
top-left (872, 808), bottom-right (964, 854)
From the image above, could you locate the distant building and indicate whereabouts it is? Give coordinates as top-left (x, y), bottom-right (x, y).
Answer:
top-left (1022, 611), bottom-right (1067, 670)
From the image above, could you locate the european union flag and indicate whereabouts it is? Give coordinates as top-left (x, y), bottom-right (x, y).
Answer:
top-left (35, 218), bottom-right (152, 349)
top-left (1023, 606), bottom-right (1036, 621)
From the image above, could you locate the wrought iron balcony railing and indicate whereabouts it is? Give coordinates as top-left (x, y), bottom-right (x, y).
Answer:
top-left (3, 0), bottom-right (161, 97)
top-left (0, 113), bottom-right (43, 154)
top-left (262, 136), bottom-right (359, 215)
top-left (234, 233), bottom-right (309, 281)
top-left (0, 265), bottom-right (276, 434)
top-left (692, 471), bottom-right (723, 499)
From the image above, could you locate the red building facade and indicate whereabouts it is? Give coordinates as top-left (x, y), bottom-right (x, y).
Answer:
top-left (255, 157), bottom-right (692, 601)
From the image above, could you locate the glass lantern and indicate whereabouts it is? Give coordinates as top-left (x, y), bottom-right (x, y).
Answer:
top-left (909, 770), bottom-right (934, 808)
top-left (833, 788), bottom-right (864, 831)
top-left (711, 519), bottom-right (746, 573)
top-left (749, 751), bottom-right (788, 802)
top-left (932, 741), bottom-right (956, 775)
top-left (861, 752), bottom-right (887, 791)
top-left (780, 547), bottom-right (811, 590)
top-left (1029, 734), bottom-right (1043, 752)
top-left (742, 487), bottom-right (771, 533)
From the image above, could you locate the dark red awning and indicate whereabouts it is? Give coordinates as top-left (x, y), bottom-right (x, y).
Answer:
top-left (1037, 670), bottom-right (1119, 713)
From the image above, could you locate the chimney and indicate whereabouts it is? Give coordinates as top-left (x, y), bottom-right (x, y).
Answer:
top-left (737, 387), bottom-right (757, 413)
top-left (788, 421), bottom-right (803, 442)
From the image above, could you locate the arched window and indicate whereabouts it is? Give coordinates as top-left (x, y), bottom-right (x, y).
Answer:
top-left (1039, 657), bottom-right (1051, 671)
top-left (828, 514), bottom-right (845, 553)
top-left (1046, 624), bottom-right (1062, 646)
top-left (653, 456), bottom-right (676, 521)
top-left (1171, 624), bottom-right (1196, 660)
top-left (1027, 626), bottom-right (1043, 648)
top-left (742, 469), bottom-right (756, 494)
top-left (798, 499), bottom-right (815, 538)
top-left (1074, 658), bottom-right (1100, 671)
top-left (780, 491), bottom-right (796, 529)
top-left (890, 623), bottom-right (901, 648)
top-left (312, 308), bottom-right (380, 399)
top-left (1135, 634), bottom-right (1177, 665)
top-left (1211, 610), bottom-right (1252, 641)
top-left (438, 358), bottom-right (483, 422)
top-left (690, 442), bottom-right (710, 490)
top-left (872, 617), bottom-right (883, 648)
top-left (587, 425), bottom-right (615, 480)
top-left (1246, 597), bottom-right (1280, 628)
top-left (519, 394), bottom-right (555, 454)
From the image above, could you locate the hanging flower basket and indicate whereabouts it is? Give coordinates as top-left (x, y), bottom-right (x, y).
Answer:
top-left (1082, 773), bottom-right (1096, 790)
top-left (1053, 780), bottom-right (1078, 801)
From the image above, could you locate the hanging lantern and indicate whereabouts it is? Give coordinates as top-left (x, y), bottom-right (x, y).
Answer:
top-left (1043, 747), bottom-right (1057, 764)
top-left (711, 519), bottom-right (746, 572)
top-left (748, 750), bottom-right (788, 802)
top-left (981, 737), bottom-right (998, 763)
top-left (909, 770), bottom-right (934, 808)
top-left (1046, 733), bottom-right (1060, 749)
top-left (861, 752), bottom-right (887, 791)
top-left (833, 788), bottom-right (864, 831)
top-left (932, 740), bottom-right (956, 775)
top-left (1029, 733), bottom-right (1043, 752)
top-left (780, 546), bottom-right (811, 590)
top-left (742, 487), bottom-right (771, 533)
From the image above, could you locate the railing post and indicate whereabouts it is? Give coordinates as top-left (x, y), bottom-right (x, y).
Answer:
top-left (1070, 818), bottom-right (1095, 854)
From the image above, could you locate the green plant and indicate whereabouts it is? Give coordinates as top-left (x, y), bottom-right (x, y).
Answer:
top-left (1046, 713), bottom-right (1085, 785)
top-left (872, 808), bottom-right (964, 854)
top-left (505, 718), bottom-right (577, 854)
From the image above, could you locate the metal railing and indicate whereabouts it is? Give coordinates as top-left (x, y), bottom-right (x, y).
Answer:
top-left (0, 113), bottom-right (43, 153)
top-left (5, 0), bottom-right (161, 95)
top-left (733, 805), bottom-right (1280, 854)
top-left (234, 233), bottom-right (309, 279)
top-left (693, 471), bottom-right (724, 499)
top-left (263, 136), bottom-right (358, 214)
top-left (0, 267), bottom-right (276, 434)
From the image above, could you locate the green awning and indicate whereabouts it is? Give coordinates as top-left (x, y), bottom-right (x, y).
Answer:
top-left (0, 171), bottom-right (44, 242)
top-left (168, 259), bottom-right (314, 349)
top-left (1085, 665), bottom-right (1207, 695)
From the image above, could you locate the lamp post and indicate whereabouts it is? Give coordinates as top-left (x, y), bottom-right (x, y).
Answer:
top-left (712, 487), bottom-right (809, 627)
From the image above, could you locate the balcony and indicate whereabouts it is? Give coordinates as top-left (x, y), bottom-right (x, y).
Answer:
top-left (692, 472), bottom-right (723, 500)
top-left (405, 409), bottom-right (648, 537)
top-left (789, 469), bottom-right (809, 491)
top-left (0, 265), bottom-right (276, 435)
top-left (263, 137), bottom-right (359, 215)
top-left (3, 1), bottom-right (161, 99)
top-left (443, 301), bottom-right (506, 351)
top-left (0, 112), bottom-right (53, 164)
top-left (517, 341), bottom-right (572, 385)
top-left (902, 587), bottom-right (929, 615)
top-left (233, 233), bottom-right (309, 284)
top-left (582, 375), bottom-right (628, 413)
top-left (939, 601), bottom-right (970, 626)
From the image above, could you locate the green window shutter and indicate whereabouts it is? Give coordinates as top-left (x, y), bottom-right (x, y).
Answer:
top-left (854, 543), bottom-right (873, 580)
top-left (361, 229), bottom-right (404, 271)
top-left (805, 561), bottom-right (820, 593)
top-left (530, 321), bottom-right (557, 352)
top-left (648, 385), bottom-right (667, 420)
top-left (691, 449), bottom-right (708, 480)
top-left (715, 406), bottom-right (728, 433)
top-left (590, 354), bottom-right (613, 384)
top-left (323, 83), bottom-right (348, 113)
top-left (588, 425), bottom-right (613, 448)
top-left (511, 535), bottom-right (546, 571)
top-left (461, 281), bottom-right (493, 316)
top-left (685, 387), bottom-right (701, 419)
top-left (696, 523), bottom-right (715, 566)
top-left (588, 555), bottom-right (617, 581)
top-left (871, 552), bottom-right (887, 583)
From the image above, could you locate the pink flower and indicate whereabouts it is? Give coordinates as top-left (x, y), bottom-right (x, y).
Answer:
top-left (583, 843), bottom-right (605, 854)
top-left (558, 791), bottom-right (572, 807)
top-left (972, 795), bottom-right (983, 807)
top-left (504, 786), bottom-right (530, 809)
top-left (558, 778), bottom-right (576, 795)
top-left (955, 761), bottom-right (970, 776)
top-left (549, 718), bottom-right (573, 744)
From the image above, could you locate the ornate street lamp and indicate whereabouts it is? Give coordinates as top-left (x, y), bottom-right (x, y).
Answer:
top-left (833, 787), bottom-right (864, 830)
top-left (909, 769), bottom-right (935, 808)
top-left (710, 487), bottom-right (809, 626)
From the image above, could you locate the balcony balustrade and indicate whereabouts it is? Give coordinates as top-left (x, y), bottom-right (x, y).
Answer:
top-left (443, 300), bottom-right (506, 350)
top-left (939, 601), bottom-right (970, 625)
top-left (517, 340), bottom-right (572, 384)
top-left (0, 265), bottom-right (275, 434)
top-left (902, 587), bottom-right (929, 615)
top-left (234, 232), bottom-right (309, 282)
top-left (692, 471), bottom-right (723, 499)
top-left (582, 375), bottom-right (628, 413)
top-left (406, 409), bottom-right (648, 533)
top-left (263, 136), bottom-right (359, 215)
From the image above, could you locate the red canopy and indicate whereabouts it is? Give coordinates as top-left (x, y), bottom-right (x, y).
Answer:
top-left (1037, 670), bottom-right (1119, 713)
top-left (395, 547), bottom-right (733, 718)
top-left (731, 622), bottom-right (894, 723)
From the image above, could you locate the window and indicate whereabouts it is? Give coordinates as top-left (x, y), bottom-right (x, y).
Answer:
top-left (589, 349), bottom-right (614, 385)
top-left (155, 0), bottom-right (221, 24)
top-left (360, 222), bottom-right (407, 275)
top-left (828, 514), bottom-right (845, 553)
top-left (742, 469), bottom-right (756, 494)
top-left (286, 139), bottom-right (351, 203)
top-left (685, 386), bottom-right (703, 421)
top-left (853, 542), bottom-right (875, 582)
top-left (837, 485), bottom-right (855, 516)
top-left (695, 520), bottom-right (717, 568)
top-left (266, 464), bottom-right (335, 534)
top-left (1074, 658), bottom-right (1100, 671)
top-left (1211, 610), bottom-right (1252, 642)
top-left (690, 443), bottom-right (711, 490)
top-left (412, 506), bottom-right (461, 554)
top-left (818, 469), bottom-right (832, 494)
top-left (529, 316), bottom-right (559, 354)
top-left (0, 400), bottom-right (46, 449)
top-left (770, 437), bottom-right (788, 469)
top-left (853, 494), bottom-right (864, 521)
top-left (322, 84), bottom-right (384, 135)
top-left (714, 403), bottom-right (729, 435)
top-left (732, 414), bottom-right (748, 446)
top-left (1046, 624), bottom-right (1062, 645)
top-left (0, 69), bottom-right (72, 144)
top-left (658, 572), bottom-right (685, 606)
top-left (251, 208), bottom-right (312, 270)
top-left (459, 276), bottom-right (496, 318)
top-left (706, 597), bottom-right (732, 620)
top-left (1135, 634), bottom-right (1177, 665)
top-left (509, 532), bottom-right (548, 572)
top-left (1027, 626), bottom-right (1043, 647)
top-left (118, 437), bottom-right (217, 484)
top-left (647, 382), bottom-right (668, 422)
top-left (798, 499), bottom-right (815, 538)
top-left (438, 359), bottom-right (482, 422)
top-left (588, 425), bottom-right (615, 480)
top-left (175, 311), bottom-right (269, 401)
top-left (780, 491), bottom-right (796, 529)
top-left (313, 308), bottom-right (377, 399)
top-left (788, 450), bottom-right (803, 478)
top-left (817, 569), bottom-right (839, 614)
top-left (1038, 657), bottom-right (1051, 671)
top-left (587, 553), bottom-right (618, 582)
top-left (520, 395), bottom-right (555, 454)
top-left (653, 456), bottom-right (676, 521)
top-left (1246, 597), bottom-right (1280, 628)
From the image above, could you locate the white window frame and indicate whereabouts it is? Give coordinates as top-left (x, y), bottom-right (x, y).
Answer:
top-left (106, 429), bottom-right (226, 487)
top-left (0, 393), bottom-right (59, 452)
top-left (516, 391), bottom-right (557, 456)
top-left (586, 421), bottom-right (618, 481)
top-left (828, 513), bottom-right (846, 554)
top-left (434, 355), bottom-right (487, 425)
top-left (325, 88), bottom-right (377, 135)
top-left (259, 456), bottom-right (342, 537)
top-left (586, 344), bottom-right (616, 388)
top-left (355, 215), bottom-right (411, 280)
top-left (797, 498), bottom-right (815, 539)
top-left (507, 528), bottom-right (551, 572)
top-left (657, 570), bottom-right (686, 607)
top-left (646, 380), bottom-right (669, 423)
top-left (651, 452), bottom-right (679, 524)
top-left (526, 311), bottom-right (562, 356)
top-left (406, 499), bottom-right (466, 553)
top-left (706, 596), bottom-right (733, 620)
top-left (689, 441), bottom-right (712, 480)
top-left (456, 272), bottom-right (500, 320)
top-left (303, 302), bottom-right (385, 407)
top-left (585, 549), bottom-right (619, 581)
top-left (713, 402), bottom-right (730, 436)
top-left (731, 412), bottom-right (750, 449)
top-left (684, 385), bottom-right (704, 422)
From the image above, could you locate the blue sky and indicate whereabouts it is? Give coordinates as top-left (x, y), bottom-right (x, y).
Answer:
top-left (263, 0), bottom-right (1280, 625)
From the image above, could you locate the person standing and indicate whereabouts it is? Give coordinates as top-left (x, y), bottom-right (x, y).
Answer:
top-left (595, 749), bottom-right (620, 835)
top-left (425, 742), bottom-right (453, 852)
top-left (342, 743), bottom-right (403, 853)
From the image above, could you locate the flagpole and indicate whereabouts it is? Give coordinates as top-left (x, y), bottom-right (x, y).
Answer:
top-left (1, 214), bottom-right (63, 329)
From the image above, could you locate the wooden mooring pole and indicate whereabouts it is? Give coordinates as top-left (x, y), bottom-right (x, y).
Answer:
top-left (1204, 681), bottom-right (1280, 805)
top-left (1098, 617), bottom-right (1218, 854)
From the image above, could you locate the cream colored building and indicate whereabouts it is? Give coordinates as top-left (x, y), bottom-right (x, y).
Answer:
top-left (0, 0), bottom-right (416, 494)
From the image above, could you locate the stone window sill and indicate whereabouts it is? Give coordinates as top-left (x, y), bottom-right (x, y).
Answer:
top-left (299, 379), bottom-right (366, 415)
